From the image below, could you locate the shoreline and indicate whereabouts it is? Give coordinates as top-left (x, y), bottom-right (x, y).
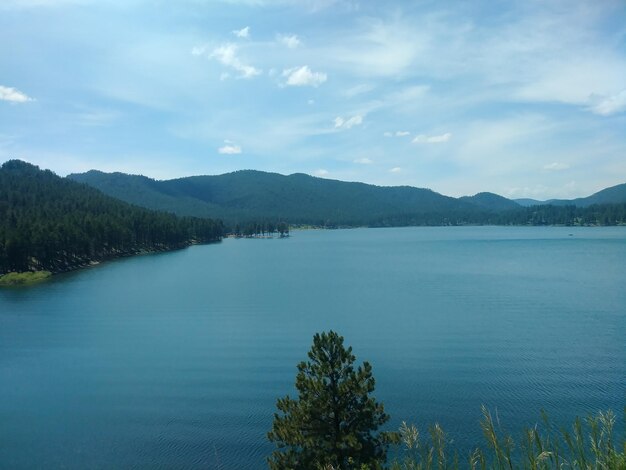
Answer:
top-left (0, 238), bottom-right (222, 287)
top-left (3, 224), bottom-right (624, 287)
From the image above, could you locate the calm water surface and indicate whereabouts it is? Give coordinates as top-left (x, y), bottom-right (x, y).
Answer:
top-left (1, 227), bottom-right (624, 468)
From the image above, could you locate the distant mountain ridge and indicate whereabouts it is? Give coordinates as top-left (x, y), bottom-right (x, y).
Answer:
top-left (459, 192), bottom-right (521, 211)
top-left (68, 169), bottom-right (626, 227)
top-left (514, 183), bottom-right (626, 207)
top-left (68, 169), bottom-right (521, 227)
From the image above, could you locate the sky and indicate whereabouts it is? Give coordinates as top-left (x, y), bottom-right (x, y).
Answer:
top-left (1, 0), bottom-right (625, 199)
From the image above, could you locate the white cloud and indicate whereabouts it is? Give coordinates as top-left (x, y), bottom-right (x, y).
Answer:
top-left (282, 66), bottom-right (327, 87)
top-left (317, 5), bottom-right (626, 113)
top-left (395, 131), bottom-right (410, 137)
top-left (344, 115), bottom-right (363, 128)
top-left (383, 132), bottom-right (393, 137)
top-left (389, 167), bottom-right (402, 173)
top-left (354, 157), bottom-right (373, 164)
top-left (334, 114), bottom-right (363, 129)
top-left (543, 162), bottom-right (570, 171)
top-left (307, 99), bottom-right (315, 105)
top-left (468, 5), bottom-right (626, 110)
top-left (412, 132), bottom-right (452, 144)
top-left (209, 43), bottom-right (261, 79)
top-left (218, 142), bottom-right (242, 154)
top-left (0, 85), bottom-right (34, 103)
top-left (314, 168), bottom-right (329, 176)
top-left (277, 34), bottom-right (301, 49)
top-left (343, 84), bottom-right (374, 98)
top-left (328, 17), bottom-right (426, 78)
top-left (589, 90), bottom-right (626, 116)
top-left (232, 26), bottom-right (250, 39)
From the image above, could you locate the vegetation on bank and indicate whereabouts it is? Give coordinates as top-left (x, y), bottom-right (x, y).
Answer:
top-left (0, 270), bottom-right (52, 286)
top-left (270, 331), bottom-right (625, 470)
top-left (479, 203), bottom-right (626, 228)
top-left (390, 408), bottom-right (625, 470)
top-left (0, 160), bottom-right (223, 276)
top-left (233, 221), bottom-right (290, 237)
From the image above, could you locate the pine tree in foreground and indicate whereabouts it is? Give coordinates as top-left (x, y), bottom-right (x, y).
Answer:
top-left (268, 331), bottom-right (391, 470)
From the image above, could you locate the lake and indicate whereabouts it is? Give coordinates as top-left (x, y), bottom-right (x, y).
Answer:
top-left (1, 226), bottom-right (624, 468)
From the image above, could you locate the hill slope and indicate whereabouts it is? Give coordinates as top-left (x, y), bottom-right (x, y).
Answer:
top-left (68, 169), bottom-right (626, 227)
top-left (460, 192), bottom-right (521, 211)
top-left (69, 170), bottom-right (511, 227)
top-left (0, 161), bottom-right (223, 275)
top-left (515, 183), bottom-right (626, 207)
top-left (575, 183), bottom-right (626, 206)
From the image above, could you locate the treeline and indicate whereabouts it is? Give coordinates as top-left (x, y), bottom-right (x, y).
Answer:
top-left (366, 204), bottom-right (626, 228)
top-left (498, 203), bottom-right (626, 226)
top-left (232, 221), bottom-right (290, 237)
top-left (225, 203), bottom-right (626, 230)
top-left (0, 160), bottom-right (223, 275)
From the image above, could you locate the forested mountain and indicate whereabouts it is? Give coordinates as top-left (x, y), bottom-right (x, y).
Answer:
top-left (563, 182), bottom-right (626, 207)
top-left (515, 183), bottom-right (626, 207)
top-left (0, 161), bottom-right (223, 275)
top-left (1, 162), bottom-right (623, 277)
top-left (68, 169), bottom-right (626, 227)
top-left (459, 192), bottom-right (521, 211)
top-left (514, 198), bottom-right (544, 207)
top-left (69, 170), bottom-right (513, 227)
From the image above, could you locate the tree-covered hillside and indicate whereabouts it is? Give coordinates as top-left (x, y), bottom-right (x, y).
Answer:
top-left (68, 170), bottom-right (507, 227)
top-left (516, 182), bottom-right (626, 207)
top-left (459, 192), bottom-right (521, 211)
top-left (0, 161), bottom-right (223, 275)
top-left (69, 169), bottom-right (626, 228)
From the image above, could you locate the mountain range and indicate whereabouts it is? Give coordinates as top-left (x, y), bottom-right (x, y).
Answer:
top-left (2, 160), bottom-right (624, 280)
top-left (69, 170), bottom-right (515, 226)
top-left (68, 169), bottom-right (626, 227)
top-left (514, 183), bottom-right (626, 207)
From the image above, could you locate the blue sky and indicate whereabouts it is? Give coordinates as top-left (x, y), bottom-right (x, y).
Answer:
top-left (1, 0), bottom-right (625, 199)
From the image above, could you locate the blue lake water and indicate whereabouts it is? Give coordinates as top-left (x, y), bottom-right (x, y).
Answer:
top-left (0, 226), bottom-right (624, 468)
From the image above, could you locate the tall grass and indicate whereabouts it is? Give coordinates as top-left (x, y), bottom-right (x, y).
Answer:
top-left (390, 407), bottom-right (625, 470)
